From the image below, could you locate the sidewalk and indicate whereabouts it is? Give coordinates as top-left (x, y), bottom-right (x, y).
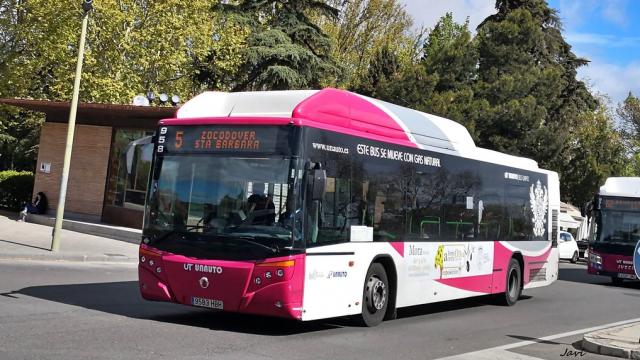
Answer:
top-left (583, 322), bottom-right (640, 359)
top-left (0, 212), bottom-right (139, 263)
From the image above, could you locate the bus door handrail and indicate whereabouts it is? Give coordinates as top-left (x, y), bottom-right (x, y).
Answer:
top-left (446, 220), bottom-right (473, 239)
top-left (420, 216), bottom-right (441, 238)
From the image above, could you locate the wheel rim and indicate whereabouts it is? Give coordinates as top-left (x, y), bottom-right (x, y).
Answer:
top-left (365, 275), bottom-right (386, 312)
top-left (508, 269), bottom-right (519, 299)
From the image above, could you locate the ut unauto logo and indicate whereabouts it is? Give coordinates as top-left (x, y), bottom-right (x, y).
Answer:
top-left (199, 277), bottom-right (209, 289)
top-left (327, 271), bottom-right (348, 279)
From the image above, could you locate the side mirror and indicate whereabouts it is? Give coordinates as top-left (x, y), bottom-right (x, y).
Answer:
top-left (125, 135), bottom-right (154, 175)
top-left (311, 169), bottom-right (326, 201)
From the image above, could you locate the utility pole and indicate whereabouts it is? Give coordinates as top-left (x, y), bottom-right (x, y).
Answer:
top-left (51, 0), bottom-right (93, 251)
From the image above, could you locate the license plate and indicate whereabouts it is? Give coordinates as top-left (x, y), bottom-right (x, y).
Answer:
top-left (618, 273), bottom-right (636, 279)
top-left (191, 297), bottom-right (223, 309)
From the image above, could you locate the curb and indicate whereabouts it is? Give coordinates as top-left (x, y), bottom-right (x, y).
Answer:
top-left (26, 214), bottom-right (142, 245)
top-left (0, 253), bottom-right (138, 263)
top-left (582, 325), bottom-right (640, 359)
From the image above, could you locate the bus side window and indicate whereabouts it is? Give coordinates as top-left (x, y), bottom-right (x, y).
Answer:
top-left (360, 181), bottom-right (391, 241)
top-left (404, 169), bottom-right (445, 241)
top-left (309, 158), bottom-right (352, 246)
top-left (442, 195), bottom-right (474, 241)
top-left (478, 193), bottom-right (503, 241)
top-left (504, 183), bottom-right (536, 241)
top-left (360, 161), bottom-right (406, 242)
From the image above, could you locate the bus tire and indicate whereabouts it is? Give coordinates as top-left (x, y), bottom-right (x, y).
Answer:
top-left (384, 307), bottom-right (398, 321)
top-left (498, 258), bottom-right (522, 306)
top-left (359, 262), bottom-right (389, 327)
top-left (570, 251), bottom-right (579, 263)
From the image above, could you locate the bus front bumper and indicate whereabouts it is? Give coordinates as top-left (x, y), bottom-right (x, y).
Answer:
top-left (138, 246), bottom-right (305, 320)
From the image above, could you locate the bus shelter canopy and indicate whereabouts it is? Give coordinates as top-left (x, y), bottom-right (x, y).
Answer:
top-left (559, 212), bottom-right (580, 229)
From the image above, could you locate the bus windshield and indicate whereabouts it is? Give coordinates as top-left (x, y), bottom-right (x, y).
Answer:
top-left (143, 155), bottom-right (303, 260)
top-left (595, 209), bottom-right (640, 246)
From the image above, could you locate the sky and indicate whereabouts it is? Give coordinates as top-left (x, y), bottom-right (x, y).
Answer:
top-left (400, 0), bottom-right (640, 107)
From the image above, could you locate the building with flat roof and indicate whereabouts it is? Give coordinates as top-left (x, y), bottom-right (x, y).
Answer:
top-left (0, 98), bottom-right (175, 229)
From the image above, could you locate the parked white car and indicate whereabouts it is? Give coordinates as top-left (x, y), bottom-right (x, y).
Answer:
top-left (558, 231), bottom-right (580, 263)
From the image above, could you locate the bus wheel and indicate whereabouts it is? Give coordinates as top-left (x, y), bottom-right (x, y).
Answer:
top-left (359, 263), bottom-right (388, 327)
top-left (499, 258), bottom-right (522, 306)
top-left (570, 251), bottom-right (579, 263)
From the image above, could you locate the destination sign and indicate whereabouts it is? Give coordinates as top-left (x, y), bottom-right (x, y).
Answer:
top-left (157, 125), bottom-right (290, 154)
top-left (601, 197), bottom-right (640, 211)
top-left (194, 130), bottom-right (260, 150)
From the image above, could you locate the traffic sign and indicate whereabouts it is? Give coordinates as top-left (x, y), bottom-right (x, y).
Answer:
top-left (634, 240), bottom-right (640, 279)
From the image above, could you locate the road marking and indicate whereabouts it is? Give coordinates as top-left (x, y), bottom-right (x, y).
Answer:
top-left (435, 317), bottom-right (640, 360)
top-left (437, 349), bottom-right (544, 360)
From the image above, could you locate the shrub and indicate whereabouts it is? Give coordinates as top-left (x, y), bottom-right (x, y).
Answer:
top-left (0, 170), bottom-right (35, 210)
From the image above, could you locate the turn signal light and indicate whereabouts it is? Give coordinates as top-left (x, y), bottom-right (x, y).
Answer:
top-left (139, 246), bottom-right (162, 258)
top-left (256, 260), bottom-right (295, 268)
top-left (249, 259), bottom-right (295, 291)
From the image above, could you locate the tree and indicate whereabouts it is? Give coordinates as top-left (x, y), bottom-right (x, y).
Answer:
top-left (618, 92), bottom-right (640, 145)
top-left (322, 0), bottom-right (417, 89)
top-left (0, 0), bottom-right (246, 103)
top-left (0, 0), bottom-right (247, 170)
top-left (0, 107), bottom-right (41, 171)
top-left (215, 0), bottom-right (339, 91)
top-left (420, 13), bottom-right (485, 137)
top-left (561, 105), bottom-right (629, 205)
top-left (357, 45), bottom-right (438, 109)
top-left (361, 13), bottom-right (487, 138)
top-left (474, 0), bottom-right (598, 201)
top-left (422, 13), bottom-right (476, 93)
top-left (616, 92), bottom-right (640, 176)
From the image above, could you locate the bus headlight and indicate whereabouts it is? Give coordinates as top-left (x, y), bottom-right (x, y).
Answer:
top-left (589, 253), bottom-right (602, 265)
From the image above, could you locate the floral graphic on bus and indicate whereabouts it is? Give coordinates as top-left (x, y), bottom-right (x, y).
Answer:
top-left (435, 245), bottom-right (444, 278)
top-left (530, 180), bottom-right (549, 237)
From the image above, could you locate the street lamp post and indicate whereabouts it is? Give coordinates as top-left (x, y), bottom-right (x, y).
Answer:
top-left (50, 0), bottom-right (93, 251)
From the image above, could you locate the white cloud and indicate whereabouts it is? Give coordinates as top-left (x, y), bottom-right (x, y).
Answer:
top-left (556, 0), bottom-right (630, 29)
top-left (602, 0), bottom-right (629, 27)
top-left (400, 0), bottom-right (495, 32)
top-left (556, 0), bottom-right (599, 28)
top-left (579, 61), bottom-right (640, 106)
top-left (566, 33), bottom-right (640, 47)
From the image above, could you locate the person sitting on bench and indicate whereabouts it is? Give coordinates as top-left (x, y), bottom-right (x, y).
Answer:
top-left (18, 192), bottom-right (48, 222)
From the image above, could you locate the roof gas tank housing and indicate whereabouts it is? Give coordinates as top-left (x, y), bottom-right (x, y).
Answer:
top-left (173, 87), bottom-right (540, 171)
top-left (600, 177), bottom-right (640, 197)
top-left (175, 88), bottom-right (475, 151)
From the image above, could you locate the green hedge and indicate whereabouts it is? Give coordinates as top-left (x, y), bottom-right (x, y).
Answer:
top-left (0, 171), bottom-right (35, 211)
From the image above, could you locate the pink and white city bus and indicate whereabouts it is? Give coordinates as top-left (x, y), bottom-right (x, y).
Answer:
top-left (587, 177), bottom-right (640, 284)
top-left (138, 88), bottom-right (560, 326)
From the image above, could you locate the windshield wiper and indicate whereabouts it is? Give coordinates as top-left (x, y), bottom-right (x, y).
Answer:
top-left (204, 234), bottom-right (279, 254)
top-left (147, 229), bottom-right (183, 245)
top-left (148, 228), bottom-right (282, 255)
top-left (148, 224), bottom-right (204, 244)
top-left (234, 237), bottom-right (279, 254)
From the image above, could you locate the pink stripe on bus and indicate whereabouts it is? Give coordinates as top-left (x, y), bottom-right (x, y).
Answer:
top-left (436, 241), bottom-right (552, 294)
top-left (299, 119), bottom-right (419, 148)
top-left (292, 88), bottom-right (416, 144)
